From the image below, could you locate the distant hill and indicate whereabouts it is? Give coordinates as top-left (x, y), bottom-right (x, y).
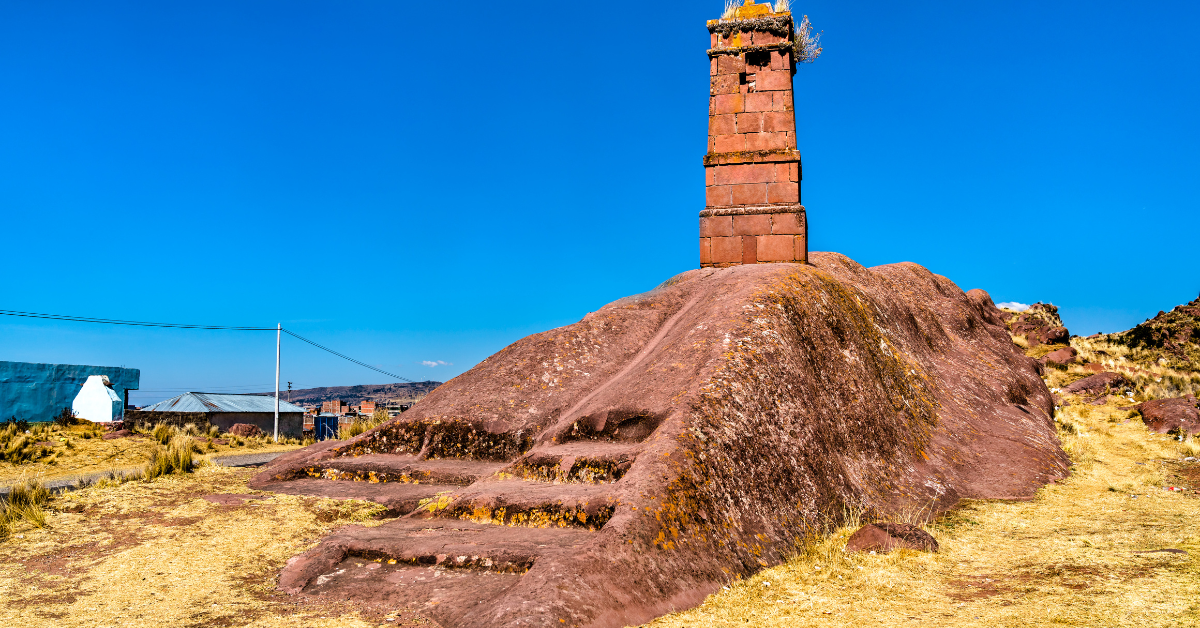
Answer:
top-left (251, 381), bottom-right (442, 407)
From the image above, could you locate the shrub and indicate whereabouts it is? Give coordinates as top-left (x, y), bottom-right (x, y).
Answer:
top-left (3, 416), bottom-right (30, 433)
top-left (53, 407), bottom-right (78, 428)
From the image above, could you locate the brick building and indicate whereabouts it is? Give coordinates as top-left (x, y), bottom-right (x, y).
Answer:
top-left (321, 400), bottom-right (346, 415)
top-left (700, 1), bottom-right (808, 267)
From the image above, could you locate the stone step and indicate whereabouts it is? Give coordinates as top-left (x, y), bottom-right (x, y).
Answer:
top-left (281, 519), bottom-right (593, 628)
top-left (264, 478), bottom-right (463, 516)
top-left (438, 479), bottom-right (621, 530)
top-left (304, 454), bottom-right (506, 486)
top-left (503, 441), bottom-right (643, 484)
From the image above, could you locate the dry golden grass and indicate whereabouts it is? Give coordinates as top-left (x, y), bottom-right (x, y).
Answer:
top-left (0, 423), bottom-right (304, 485)
top-left (644, 402), bottom-right (1200, 627)
top-left (0, 465), bottom-right (428, 627)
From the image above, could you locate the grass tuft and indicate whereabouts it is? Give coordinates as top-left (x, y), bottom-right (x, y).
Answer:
top-left (1, 475), bottom-right (52, 539)
top-left (144, 438), bottom-right (196, 480)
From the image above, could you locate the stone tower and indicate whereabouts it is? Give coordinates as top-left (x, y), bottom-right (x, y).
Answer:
top-left (700, 1), bottom-right (807, 268)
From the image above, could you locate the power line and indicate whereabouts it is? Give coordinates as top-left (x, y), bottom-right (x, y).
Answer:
top-left (1, 308), bottom-right (415, 382)
top-left (0, 309), bottom-right (275, 330)
top-left (283, 330), bottom-right (415, 383)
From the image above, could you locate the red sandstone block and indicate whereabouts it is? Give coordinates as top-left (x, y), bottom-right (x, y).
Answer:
top-left (733, 214), bottom-right (771, 236)
top-left (699, 238), bottom-right (712, 265)
top-left (795, 234), bottom-right (808, 263)
top-left (711, 236), bottom-right (742, 263)
top-left (752, 31), bottom-right (782, 45)
top-left (710, 33), bottom-right (719, 47)
top-left (717, 55), bottom-right (745, 75)
top-left (744, 132), bottom-right (789, 151)
top-left (735, 112), bottom-right (764, 134)
top-left (715, 163), bottom-right (774, 185)
top-left (757, 234), bottom-right (795, 262)
top-left (757, 70), bottom-right (792, 92)
top-left (700, 215), bottom-right (733, 237)
top-left (730, 183), bottom-right (767, 206)
top-left (789, 162), bottom-right (800, 181)
top-left (714, 134), bottom-right (746, 153)
top-left (710, 58), bottom-right (717, 75)
top-left (711, 74), bottom-right (740, 95)
top-left (706, 185), bottom-right (732, 208)
top-left (770, 50), bottom-right (791, 70)
top-left (741, 235), bottom-right (758, 265)
top-left (767, 181), bottom-right (800, 204)
top-left (707, 135), bottom-right (716, 153)
top-left (713, 93), bottom-right (744, 115)
top-left (775, 91), bottom-right (793, 111)
top-left (705, 167), bottom-right (715, 186)
top-left (771, 212), bottom-right (804, 234)
top-left (710, 114), bottom-right (736, 136)
top-left (744, 92), bottom-right (773, 113)
top-left (763, 111), bottom-right (795, 133)
top-left (773, 163), bottom-right (791, 183)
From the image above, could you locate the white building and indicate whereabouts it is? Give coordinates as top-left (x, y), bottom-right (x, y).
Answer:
top-left (72, 375), bottom-right (124, 423)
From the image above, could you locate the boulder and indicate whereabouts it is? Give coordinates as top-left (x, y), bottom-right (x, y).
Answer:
top-left (102, 429), bottom-right (133, 440)
top-left (845, 523), bottom-right (938, 553)
top-left (251, 253), bottom-right (1068, 628)
top-left (1063, 372), bottom-right (1128, 395)
top-left (229, 424), bottom-right (262, 438)
top-left (1136, 396), bottom-right (1200, 435)
top-left (1039, 347), bottom-right (1078, 367)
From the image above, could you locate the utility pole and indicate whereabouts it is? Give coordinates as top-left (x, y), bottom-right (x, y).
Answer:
top-left (274, 323), bottom-right (281, 442)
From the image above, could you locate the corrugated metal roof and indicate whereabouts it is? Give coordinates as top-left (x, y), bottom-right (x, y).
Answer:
top-left (141, 392), bottom-right (306, 414)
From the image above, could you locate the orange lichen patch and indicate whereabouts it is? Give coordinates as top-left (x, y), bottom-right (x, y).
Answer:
top-left (735, 1), bottom-right (772, 19)
top-left (450, 503), bottom-right (614, 531)
top-left (508, 455), bottom-right (633, 484)
top-left (303, 467), bottom-right (415, 484)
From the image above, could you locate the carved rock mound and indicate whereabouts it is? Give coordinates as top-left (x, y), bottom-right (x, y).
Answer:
top-left (251, 253), bottom-right (1069, 628)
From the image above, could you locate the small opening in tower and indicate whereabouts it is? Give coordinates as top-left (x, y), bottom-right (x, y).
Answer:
top-left (746, 50), bottom-right (771, 68)
top-left (738, 72), bottom-right (747, 85)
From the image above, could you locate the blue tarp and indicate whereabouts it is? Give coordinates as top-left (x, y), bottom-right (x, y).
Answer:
top-left (0, 361), bottom-right (140, 422)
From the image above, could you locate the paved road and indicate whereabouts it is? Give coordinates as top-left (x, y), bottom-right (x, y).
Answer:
top-left (0, 451), bottom-right (287, 497)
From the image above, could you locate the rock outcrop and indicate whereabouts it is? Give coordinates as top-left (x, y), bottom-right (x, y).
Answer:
top-left (251, 253), bottom-right (1069, 628)
top-left (845, 523), bottom-right (939, 553)
top-left (1040, 347), bottom-right (1078, 367)
top-left (1136, 396), bottom-right (1200, 435)
top-left (1008, 302), bottom-right (1070, 347)
top-left (1063, 372), bottom-right (1129, 396)
top-left (1111, 294), bottom-right (1200, 370)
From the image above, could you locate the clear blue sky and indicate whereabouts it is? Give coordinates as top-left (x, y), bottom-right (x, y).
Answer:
top-left (3, 1), bottom-right (1197, 405)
